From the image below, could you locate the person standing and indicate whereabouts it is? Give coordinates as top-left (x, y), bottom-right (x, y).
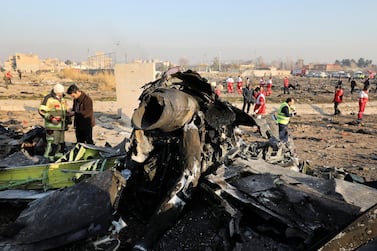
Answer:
top-left (357, 86), bottom-right (369, 124)
top-left (283, 76), bottom-right (290, 94)
top-left (226, 76), bottom-right (234, 93)
top-left (245, 77), bottom-right (250, 87)
top-left (266, 76), bottom-right (273, 96)
top-left (259, 77), bottom-right (265, 89)
top-left (242, 84), bottom-right (254, 113)
top-left (363, 77), bottom-right (370, 90)
top-left (17, 69), bottom-right (22, 80)
top-left (4, 70), bottom-right (12, 88)
top-left (333, 85), bottom-right (344, 115)
top-left (253, 87), bottom-right (266, 118)
top-left (276, 97), bottom-right (296, 143)
top-left (236, 75), bottom-right (243, 95)
top-left (67, 84), bottom-right (95, 144)
top-left (350, 78), bottom-right (356, 94)
top-left (337, 78), bottom-right (343, 88)
top-left (38, 83), bottom-right (69, 160)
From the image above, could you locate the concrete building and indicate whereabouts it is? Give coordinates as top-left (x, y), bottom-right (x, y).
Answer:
top-left (87, 52), bottom-right (114, 69)
top-left (309, 64), bottom-right (341, 72)
top-left (114, 62), bottom-right (156, 121)
top-left (12, 53), bottom-right (40, 72)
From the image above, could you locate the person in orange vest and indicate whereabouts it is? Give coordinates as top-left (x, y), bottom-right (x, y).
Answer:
top-left (333, 85), bottom-right (344, 115)
top-left (266, 76), bottom-right (273, 96)
top-left (357, 86), bottom-right (369, 124)
top-left (253, 87), bottom-right (266, 118)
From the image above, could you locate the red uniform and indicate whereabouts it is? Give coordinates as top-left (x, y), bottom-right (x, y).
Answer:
top-left (236, 76), bottom-right (243, 95)
top-left (358, 90), bottom-right (368, 121)
top-left (259, 77), bottom-right (265, 89)
top-left (226, 77), bottom-right (234, 93)
top-left (284, 77), bottom-right (289, 88)
top-left (266, 78), bottom-right (273, 96)
top-left (283, 77), bottom-right (290, 94)
top-left (334, 88), bottom-right (344, 103)
top-left (333, 87), bottom-right (344, 115)
top-left (254, 92), bottom-right (266, 115)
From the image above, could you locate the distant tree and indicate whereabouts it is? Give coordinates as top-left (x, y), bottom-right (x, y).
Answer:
top-left (65, 60), bottom-right (72, 65)
top-left (341, 59), bottom-right (351, 67)
top-left (211, 57), bottom-right (220, 71)
top-left (356, 58), bottom-right (372, 68)
top-left (335, 58), bottom-right (373, 68)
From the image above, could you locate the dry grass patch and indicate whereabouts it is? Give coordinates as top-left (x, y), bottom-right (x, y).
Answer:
top-left (59, 69), bottom-right (115, 91)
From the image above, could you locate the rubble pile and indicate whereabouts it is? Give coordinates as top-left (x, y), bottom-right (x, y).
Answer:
top-left (1, 69), bottom-right (377, 251)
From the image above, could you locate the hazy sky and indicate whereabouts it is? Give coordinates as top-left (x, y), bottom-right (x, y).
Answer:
top-left (1, 0), bottom-right (376, 65)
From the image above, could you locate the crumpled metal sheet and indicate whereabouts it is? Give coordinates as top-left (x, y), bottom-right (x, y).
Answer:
top-left (0, 169), bottom-right (126, 250)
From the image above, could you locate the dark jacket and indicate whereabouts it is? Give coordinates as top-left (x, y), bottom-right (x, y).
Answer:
top-left (72, 91), bottom-right (95, 129)
top-left (242, 87), bottom-right (254, 104)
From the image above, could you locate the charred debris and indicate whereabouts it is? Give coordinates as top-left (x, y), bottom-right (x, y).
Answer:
top-left (1, 68), bottom-right (377, 250)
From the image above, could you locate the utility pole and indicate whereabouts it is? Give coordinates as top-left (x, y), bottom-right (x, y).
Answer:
top-left (219, 51), bottom-right (222, 72)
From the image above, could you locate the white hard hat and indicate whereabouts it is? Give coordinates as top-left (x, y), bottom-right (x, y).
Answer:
top-left (53, 83), bottom-right (64, 94)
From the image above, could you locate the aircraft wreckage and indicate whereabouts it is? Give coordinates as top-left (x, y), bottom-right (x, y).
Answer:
top-left (1, 68), bottom-right (377, 250)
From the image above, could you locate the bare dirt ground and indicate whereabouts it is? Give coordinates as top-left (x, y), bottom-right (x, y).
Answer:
top-left (1, 73), bottom-right (377, 182)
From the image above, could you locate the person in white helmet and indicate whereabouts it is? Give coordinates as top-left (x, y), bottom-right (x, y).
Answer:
top-left (38, 83), bottom-right (70, 161)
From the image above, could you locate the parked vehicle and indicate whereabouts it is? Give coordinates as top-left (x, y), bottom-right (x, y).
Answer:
top-left (318, 72), bottom-right (329, 78)
top-left (331, 71), bottom-right (350, 79)
top-left (353, 71), bottom-right (365, 79)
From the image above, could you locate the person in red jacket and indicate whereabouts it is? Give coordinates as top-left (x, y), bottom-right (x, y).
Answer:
top-left (283, 76), bottom-right (289, 94)
top-left (357, 86), bottom-right (369, 124)
top-left (253, 87), bottom-right (266, 118)
top-left (333, 85), bottom-right (344, 115)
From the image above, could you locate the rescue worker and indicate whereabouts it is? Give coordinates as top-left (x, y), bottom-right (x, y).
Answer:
top-left (283, 76), bottom-right (289, 94)
top-left (276, 97), bottom-right (296, 143)
top-left (38, 83), bottom-right (70, 160)
top-left (253, 87), bottom-right (266, 118)
top-left (259, 77), bottom-right (265, 89)
top-left (4, 70), bottom-right (12, 88)
top-left (266, 76), bottom-right (273, 96)
top-left (333, 85), bottom-right (344, 115)
top-left (236, 75), bottom-right (243, 95)
top-left (357, 86), bottom-right (369, 124)
top-left (226, 76), bottom-right (234, 93)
